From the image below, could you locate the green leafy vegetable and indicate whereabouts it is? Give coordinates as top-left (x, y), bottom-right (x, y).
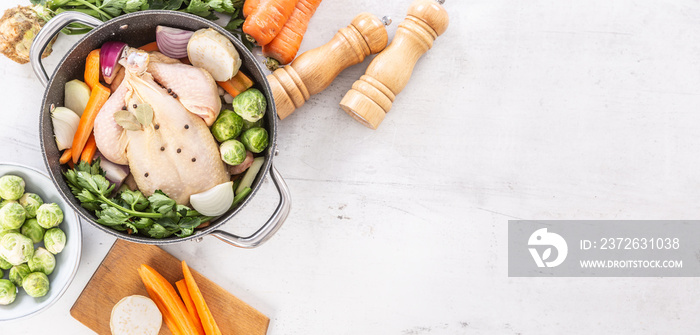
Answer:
top-left (63, 159), bottom-right (215, 238)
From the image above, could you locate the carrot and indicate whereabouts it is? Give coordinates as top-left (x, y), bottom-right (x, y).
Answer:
top-left (217, 71), bottom-right (254, 98)
top-left (243, 0), bottom-right (265, 18)
top-left (59, 149), bottom-right (72, 165)
top-left (139, 264), bottom-right (204, 335)
top-left (182, 261), bottom-right (221, 335)
top-left (71, 83), bottom-right (111, 164)
top-left (80, 133), bottom-right (97, 163)
top-left (142, 276), bottom-right (184, 335)
top-left (262, 0), bottom-right (323, 67)
top-left (176, 279), bottom-right (203, 329)
top-left (243, 0), bottom-right (298, 46)
top-left (84, 49), bottom-right (100, 89)
top-left (139, 41), bottom-right (159, 52)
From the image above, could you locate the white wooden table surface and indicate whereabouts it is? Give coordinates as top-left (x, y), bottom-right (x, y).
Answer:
top-left (2, 0), bottom-right (699, 334)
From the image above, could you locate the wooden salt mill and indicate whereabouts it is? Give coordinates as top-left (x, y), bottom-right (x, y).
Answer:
top-left (339, 0), bottom-right (449, 129)
top-left (268, 13), bottom-right (389, 120)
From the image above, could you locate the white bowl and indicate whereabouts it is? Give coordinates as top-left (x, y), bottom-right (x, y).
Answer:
top-left (0, 163), bottom-right (81, 321)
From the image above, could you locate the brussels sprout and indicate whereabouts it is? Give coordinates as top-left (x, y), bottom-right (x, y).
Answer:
top-left (220, 140), bottom-right (247, 165)
top-left (0, 199), bottom-right (16, 209)
top-left (44, 228), bottom-right (66, 254)
top-left (22, 272), bottom-right (49, 298)
top-left (0, 202), bottom-right (26, 230)
top-left (240, 127), bottom-right (269, 153)
top-left (21, 218), bottom-right (45, 244)
top-left (0, 232), bottom-right (33, 265)
top-left (211, 109), bottom-right (244, 142)
top-left (9, 264), bottom-right (30, 287)
top-left (232, 88), bottom-right (267, 122)
top-left (0, 279), bottom-right (16, 305)
top-left (0, 175), bottom-right (25, 201)
top-left (0, 228), bottom-right (18, 238)
top-left (0, 255), bottom-right (11, 270)
top-left (28, 247), bottom-right (56, 276)
top-left (241, 118), bottom-right (263, 132)
top-left (19, 193), bottom-right (43, 218)
top-left (36, 203), bottom-right (63, 229)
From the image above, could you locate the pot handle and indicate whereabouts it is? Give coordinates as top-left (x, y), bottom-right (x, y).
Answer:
top-left (30, 12), bottom-right (103, 87)
top-left (208, 164), bottom-right (292, 248)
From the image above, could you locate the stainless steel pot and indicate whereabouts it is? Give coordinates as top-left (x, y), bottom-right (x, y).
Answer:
top-left (29, 11), bottom-right (291, 248)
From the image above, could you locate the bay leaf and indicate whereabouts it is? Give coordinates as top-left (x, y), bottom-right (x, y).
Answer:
top-left (135, 103), bottom-right (154, 127)
top-left (114, 110), bottom-right (142, 131)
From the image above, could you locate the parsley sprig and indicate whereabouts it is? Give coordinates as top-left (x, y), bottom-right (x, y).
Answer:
top-left (63, 158), bottom-right (211, 238)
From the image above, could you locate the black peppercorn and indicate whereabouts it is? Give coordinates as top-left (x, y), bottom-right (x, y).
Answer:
top-left (144, 173), bottom-right (149, 177)
top-left (191, 158), bottom-right (196, 162)
top-left (167, 88), bottom-right (172, 93)
top-left (160, 147), bottom-right (165, 151)
top-left (177, 148), bottom-right (181, 153)
top-left (154, 124), bottom-right (160, 130)
top-left (122, 106), bottom-right (127, 110)
top-left (184, 124), bottom-right (189, 129)
top-left (133, 104), bottom-right (137, 109)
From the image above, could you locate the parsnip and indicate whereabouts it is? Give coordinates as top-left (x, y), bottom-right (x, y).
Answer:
top-left (187, 28), bottom-right (241, 82)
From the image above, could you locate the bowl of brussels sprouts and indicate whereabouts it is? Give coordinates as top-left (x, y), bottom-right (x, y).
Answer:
top-left (0, 164), bottom-right (81, 321)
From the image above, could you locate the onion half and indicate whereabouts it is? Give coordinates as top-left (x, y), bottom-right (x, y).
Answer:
top-left (156, 26), bottom-right (194, 59)
top-left (190, 181), bottom-right (234, 217)
top-left (100, 41), bottom-right (127, 84)
top-left (51, 107), bottom-right (80, 150)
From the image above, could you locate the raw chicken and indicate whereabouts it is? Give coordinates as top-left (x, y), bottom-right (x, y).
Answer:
top-left (94, 49), bottom-right (229, 205)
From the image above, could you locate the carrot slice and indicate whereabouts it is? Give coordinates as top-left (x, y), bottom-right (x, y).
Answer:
top-left (139, 41), bottom-right (159, 52)
top-left (71, 83), bottom-right (111, 164)
top-left (217, 71), bottom-right (254, 98)
top-left (59, 149), bottom-right (72, 165)
top-left (138, 264), bottom-right (204, 335)
top-left (176, 279), bottom-right (203, 329)
top-left (243, 0), bottom-right (298, 46)
top-left (141, 269), bottom-right (184, 335)
top-left (84, 49), bottom-right (100, 89)
top-left (80, 133), bottom-right (97, 163)
top-left (182, 261), bottom-right (221, 335)
top-left (262, 0), bottom-right (323, 66)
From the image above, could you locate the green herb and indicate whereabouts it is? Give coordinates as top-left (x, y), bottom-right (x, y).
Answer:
top-left (31, 0), bottom-right (249, 44)
top-left (63, 158), bottom-right (213, 238)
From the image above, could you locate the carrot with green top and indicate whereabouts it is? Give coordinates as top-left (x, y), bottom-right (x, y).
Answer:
top-left (262, 0), bottom-right (323, 69)
top-left (71, 82), bottom-right (110, 164)
top-left (243, 0), bottom-right (299, 46)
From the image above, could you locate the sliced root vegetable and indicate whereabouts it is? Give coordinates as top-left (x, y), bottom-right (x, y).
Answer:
top-left (189, 181), bottom-right (233, 217)
top-left (175, 279), bottom-right (203, 329)
top-left (64, 79), bottom-right (91, 117)
top-left (187, 28), bottom-right (241, 82)
top-left (110, 295), bottom-right (162, 335)
top-left (71, 83), bottom-right (111, 164)
top-left (138, 264), bottom-right (204, 335)
top-left (235, 156), bottom-right (264, 195)
top-left (100, 41), bottom-right (127, 84)
top-left (216, 71), bottom-right (254, 98)
top-left (84, 49), bottom-right (100, 89)
top-left (51, 107), bottom-right (80, 151)
top-left (182, 261), bottom-right (222, 335)
top-left (156, 26), bottom-right (194, 59)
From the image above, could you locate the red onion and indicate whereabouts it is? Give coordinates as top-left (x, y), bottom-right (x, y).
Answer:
top-left (100, 41), bottom-right (127, 84)
top-left (156, 26), bottom-right (194, 59)
top-left (95, 152), bottom-right (130, 191)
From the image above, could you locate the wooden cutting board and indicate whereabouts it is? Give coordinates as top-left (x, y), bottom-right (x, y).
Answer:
top-left (71, 239), bottom-right (269, 335)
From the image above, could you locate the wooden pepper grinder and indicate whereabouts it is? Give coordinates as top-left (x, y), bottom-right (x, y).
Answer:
top-left (268, 13), bottom-right (390, 120)
top-left (339, 0), bottom-right (449, 129)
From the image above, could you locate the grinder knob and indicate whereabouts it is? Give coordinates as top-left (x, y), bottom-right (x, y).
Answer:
top-left (268, 13), bottom-right (389, 120)
top-left (339, 0), bottom-right (449, 129)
